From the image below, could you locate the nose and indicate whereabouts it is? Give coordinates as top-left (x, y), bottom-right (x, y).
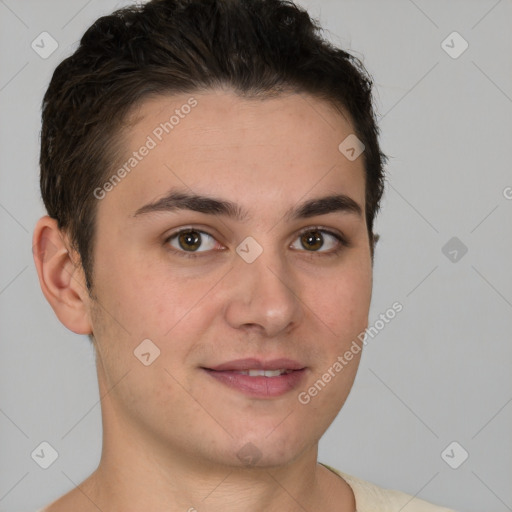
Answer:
top-left (222, 246), bottom-right (302, 338)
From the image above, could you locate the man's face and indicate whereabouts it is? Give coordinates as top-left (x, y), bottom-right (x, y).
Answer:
top-left (86, 90), bottom-right (372, 469)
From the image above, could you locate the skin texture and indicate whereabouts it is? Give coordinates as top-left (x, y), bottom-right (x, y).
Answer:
top-left (33, 90), bottom-right (373, 512)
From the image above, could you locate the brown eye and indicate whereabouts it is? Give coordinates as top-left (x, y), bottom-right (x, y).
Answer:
top-left (290, 228), bottom-right (345, 254)
top-left (300, 230), bottom-right (324, 251)
top-left (167, 229), bottom-right (218, 253)
top-left (178, 230), bottom-right (202, 251)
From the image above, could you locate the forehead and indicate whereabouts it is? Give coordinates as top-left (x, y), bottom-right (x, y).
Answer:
top-left (99, 90), bottom-right (366, 221)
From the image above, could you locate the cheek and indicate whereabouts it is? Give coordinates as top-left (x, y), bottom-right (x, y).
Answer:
top-left (122, 265), bottom-right (223, 340)
top-left (305, 262), bottom-right (372, 339)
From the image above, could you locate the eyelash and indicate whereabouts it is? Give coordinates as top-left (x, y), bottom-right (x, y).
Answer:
top-left (163, 226), bottom-right (349, 260)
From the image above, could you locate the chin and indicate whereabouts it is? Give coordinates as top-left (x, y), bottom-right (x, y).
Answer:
top-left (224, 429), bottom-right (312, 469)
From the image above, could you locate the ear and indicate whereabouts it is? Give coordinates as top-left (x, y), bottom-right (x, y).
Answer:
top-left (32, 215), bottom-right (93, 335)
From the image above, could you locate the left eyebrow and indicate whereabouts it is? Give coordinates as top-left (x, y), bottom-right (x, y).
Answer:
top-left (286, 194), bottom-right (363, 221)
top-left (132, 189), bottom-right (363, 221)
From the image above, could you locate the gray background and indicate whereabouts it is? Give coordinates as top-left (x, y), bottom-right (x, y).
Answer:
top-left (1, 0), bottom-right (511, 511)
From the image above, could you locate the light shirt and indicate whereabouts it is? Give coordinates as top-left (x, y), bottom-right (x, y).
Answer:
top-left (35, 464), bottom-right (458, 512)
top-left (321, 463), bottom-right (457, 511)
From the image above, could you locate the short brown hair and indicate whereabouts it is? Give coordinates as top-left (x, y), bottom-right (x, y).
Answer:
top-left (39, 0), bottom-right (386, 294)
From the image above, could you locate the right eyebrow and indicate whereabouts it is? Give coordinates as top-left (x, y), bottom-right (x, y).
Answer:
top-left (132, 189), bottom-right (249, 222)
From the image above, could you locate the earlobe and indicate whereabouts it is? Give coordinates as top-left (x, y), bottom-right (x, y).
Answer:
top-left (32, 215), bottom-right (93, 335)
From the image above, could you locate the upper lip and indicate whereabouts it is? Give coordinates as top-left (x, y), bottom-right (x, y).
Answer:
top-left (204, 358), bottom-right (306, 371)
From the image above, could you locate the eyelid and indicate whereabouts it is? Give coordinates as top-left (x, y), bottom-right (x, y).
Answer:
top-left (294, 225), bottom-right (347, 242)
top-left (163, 227), bottom-right (226, 259)
top-left (291, 225), bottom-right (349, 252)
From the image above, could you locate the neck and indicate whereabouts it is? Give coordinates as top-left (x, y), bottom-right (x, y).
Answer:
top-left (92, 418), bottom-right (327, 511)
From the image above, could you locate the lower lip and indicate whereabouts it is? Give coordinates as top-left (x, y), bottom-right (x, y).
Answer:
top-left (202, 368), bottom-right (307, 398)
